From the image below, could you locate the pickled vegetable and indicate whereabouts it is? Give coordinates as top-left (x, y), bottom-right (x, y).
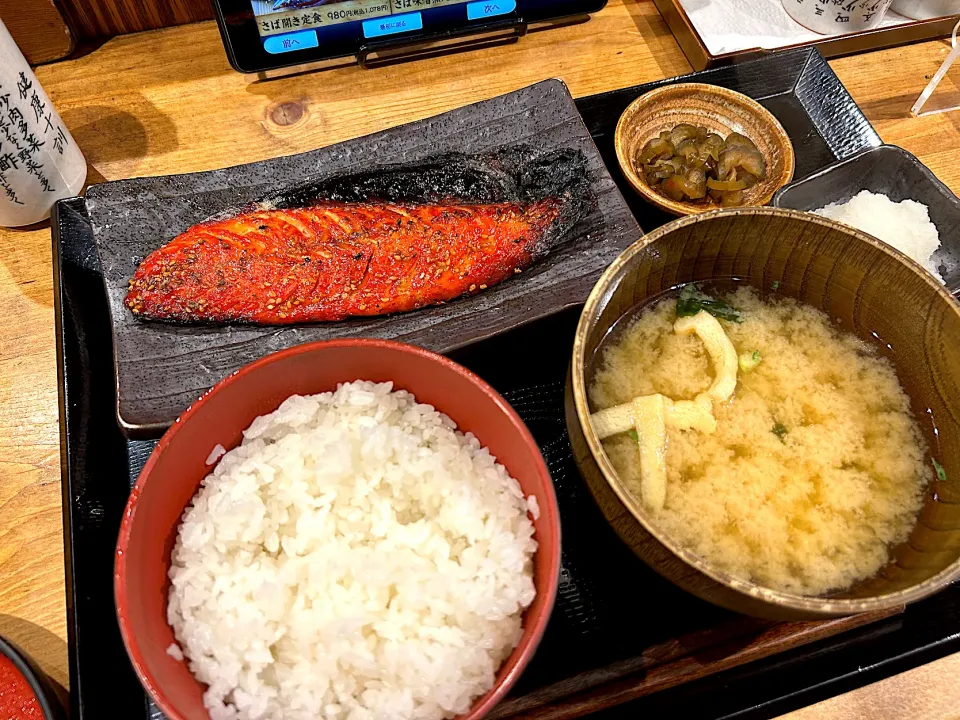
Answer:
top-left (638, 134), bottom-right (673, 164)
top-left (718, 146), bottom-right (766, 181)
top-left (719, 189), bottom-right (744, 207)
top-left (662, 167), bottom-right (707, 201)
top-left (635, 124), bottom-right (768, 206)
top-left (668, 123), bottom-right (701, 147)
top-left (724, 132), bottom-right (757, 151)
top-left (706, 177), bottom-right (749, 192)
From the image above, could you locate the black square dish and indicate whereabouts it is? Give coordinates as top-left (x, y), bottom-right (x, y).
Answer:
top-left (86, 79), bottom-right (641, 435)
top-left (773, 144), bottom-right (960, 294)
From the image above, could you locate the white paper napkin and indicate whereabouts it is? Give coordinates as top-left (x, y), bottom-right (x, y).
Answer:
top-left (675, 0), bottom-right (911, 55)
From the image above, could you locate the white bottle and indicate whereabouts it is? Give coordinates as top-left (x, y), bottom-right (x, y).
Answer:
top-left (0, 19), bottom-right (86, 227)
top-left (781, 0), bottom-right (894, 34)
top-left (892, 0), bottom-right (960, 20)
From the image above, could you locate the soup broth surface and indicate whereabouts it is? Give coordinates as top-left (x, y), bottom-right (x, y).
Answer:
top-left (589, 286), bottom-right (930, 596)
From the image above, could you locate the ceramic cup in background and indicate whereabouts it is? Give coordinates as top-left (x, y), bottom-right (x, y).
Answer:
top-left (0, 19), bottom-right (86, 227)
top-left (782, 0), bottom-right (894, 34)
top-left (892, 0), bottom-right (960, 20)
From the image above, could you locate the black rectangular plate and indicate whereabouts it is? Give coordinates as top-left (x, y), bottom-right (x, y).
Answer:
top-left (55, 49), bottom-right (960, 720)
top-left (773, 144), bottom-right (960, 295)
top-left (87, 79), bottom-right (641, 435)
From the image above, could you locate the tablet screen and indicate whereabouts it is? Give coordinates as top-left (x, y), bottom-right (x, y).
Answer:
top-left (215, 0), bottom-right (606, 71)
top-left (251, 0), bottom-right (520, 54)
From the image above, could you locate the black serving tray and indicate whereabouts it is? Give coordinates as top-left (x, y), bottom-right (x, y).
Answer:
top-left (54, 48), bottom-right (960, 720)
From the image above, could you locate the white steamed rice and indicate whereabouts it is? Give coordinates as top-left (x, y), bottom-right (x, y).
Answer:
top-left (167, 381), bottom-right (538, 720)
top-left (815, 190), bottom-right (945, 283)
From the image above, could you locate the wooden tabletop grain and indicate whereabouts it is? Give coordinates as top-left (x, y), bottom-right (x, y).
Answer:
top-left (1, 0), bottom-right (958, 711)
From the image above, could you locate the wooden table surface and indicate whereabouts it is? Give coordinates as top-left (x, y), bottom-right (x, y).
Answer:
top-left (1, 0), bottom-right (958, 712)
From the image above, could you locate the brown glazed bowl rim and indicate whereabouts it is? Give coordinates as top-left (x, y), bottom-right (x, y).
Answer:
top-left (614, 83), bottom-right (796, 217)
top-left (571, 206), bottom-right (960, 615)
top-left (115, 338), bottom-right (561, 720)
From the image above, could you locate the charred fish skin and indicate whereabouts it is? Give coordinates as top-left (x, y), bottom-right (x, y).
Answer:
top-left (124, 199), bottom-right (563, 325)
top-left (254, 146), bottom-right (593, 250)
top-left (263, 146), bottom-right (590, 209)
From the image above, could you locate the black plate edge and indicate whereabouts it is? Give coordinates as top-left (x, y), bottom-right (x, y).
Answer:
top-left (574, 47), bottom-right (812, 120)
top-left (773, 143), bottom-right (960, 208)
top-left (572, 47), bottom-right (875, 152)
top-left (53, 197), bottom-right (151, 720)
top-left (51, 198), bottom-right (83, 720)
top-left (791, 51), bottom-right (882, 163)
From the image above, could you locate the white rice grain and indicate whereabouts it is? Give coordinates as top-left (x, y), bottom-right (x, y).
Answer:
top-left (167, 381), bottom-right (538, 720)
top-left (204, 443), bottom-right (226, 465)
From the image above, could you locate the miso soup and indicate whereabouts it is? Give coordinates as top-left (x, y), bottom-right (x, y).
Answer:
top-left (588, 285), bottom-right (932, 596)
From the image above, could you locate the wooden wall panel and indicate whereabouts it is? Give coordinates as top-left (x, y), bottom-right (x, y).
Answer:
top-left (61, 0), bottom-right (214, 40)
top-left (0, 0), bottom-right (75, 63)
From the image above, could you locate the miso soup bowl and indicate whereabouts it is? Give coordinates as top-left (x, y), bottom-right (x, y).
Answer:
top-left (566, 207), bottom-right (960, 620)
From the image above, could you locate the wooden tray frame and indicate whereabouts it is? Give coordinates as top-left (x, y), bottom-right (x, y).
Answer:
top-left (653, 0), bottom-right (960, 70)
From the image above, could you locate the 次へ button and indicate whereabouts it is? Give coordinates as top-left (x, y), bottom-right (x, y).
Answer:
top-left (466, 0), bottom-right (517, 20)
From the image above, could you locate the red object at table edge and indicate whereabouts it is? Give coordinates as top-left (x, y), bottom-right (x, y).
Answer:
top-left (0, 652), bottom-right (43, 719)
